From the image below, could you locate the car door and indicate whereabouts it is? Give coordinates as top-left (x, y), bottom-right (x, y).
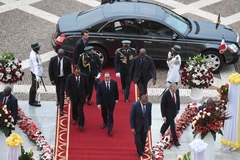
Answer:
top-left (138, 19), bottom-right (187, 61)
top-left (98, 18), bottom-right (145, 57)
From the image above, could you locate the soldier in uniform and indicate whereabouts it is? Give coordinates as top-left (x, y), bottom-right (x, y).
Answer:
top-left (166, 45), bottom-right (181, 87)
top-left (115, 40), bottom-right (137, 102)
top-left (78, 46), bottom-right (102, 105)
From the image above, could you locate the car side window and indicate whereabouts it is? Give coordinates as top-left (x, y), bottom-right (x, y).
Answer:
top-left (113, 19), bottom-right (141, 35)
top-left (100, 22), bottom-right (114, 33)
top-left (140, 20), bottom-right (173, 37)
top-left (88, 21), bottom-right (107, 32)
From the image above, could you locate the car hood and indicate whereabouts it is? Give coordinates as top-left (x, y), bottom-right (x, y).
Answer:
top-left (187, 19), bottom-right (238, 43)
top-left (58, 12), bottom-right (80, 32)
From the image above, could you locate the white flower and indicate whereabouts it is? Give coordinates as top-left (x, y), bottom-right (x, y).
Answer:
top-left (0, 73), bottom-right (4, 78)
top-left (216, 107), bottom-right (219, 110)
top-left (207, 112), bottom-right (211, 116)
top-left (14, 59), bottom-right (18, 64)
top-left (202, 115), bottom-right (205, 119)
top-left (6, 74), bottom-right (12, 80)
top-left (4, 119), bottom-right (8, 123)
top-left (7, 61), bottom-right (13, 66)
top-left (11, 64), bottom-right (17, 70)
top-left (5, 67), bottom-right (11, 73)
top-left (0, 113), bottom-right (1, 117)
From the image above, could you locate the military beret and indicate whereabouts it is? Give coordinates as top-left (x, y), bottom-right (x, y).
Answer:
top-left (84, 46), bottom-right (94, 51)
top-left (122, 40), bottom-right (131, 44)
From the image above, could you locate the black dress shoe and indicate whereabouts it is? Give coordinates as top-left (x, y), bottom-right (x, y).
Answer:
top-left (30, 102), bottom-right (41, 107)
top-left (79, 125), bottom-right (83, 131)
top-left (175, 142), bottom-right (181, 147)
top-left (60, 110), bottom-right (64, 115)
top-left (136, 154), bottom-right (142, 158)
top-left (87, 100), bottom-right (92, 105)
top-left (72, 120), bottom-right (77, 125)
top-left (101, 124), bottom-right (107, 129)
top-left (125, 99), bottom-right (129, 103)
top-left (108, 130), bottom-right (113, 136)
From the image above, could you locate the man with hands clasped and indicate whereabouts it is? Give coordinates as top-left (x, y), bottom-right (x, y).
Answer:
top-left (115, 40), bottom-right (136, 102)
top-left (130, 95), bottom-right (152, 158)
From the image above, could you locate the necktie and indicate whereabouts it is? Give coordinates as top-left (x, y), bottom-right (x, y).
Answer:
top-left (3, 97), bottom-right (7, 104)
top-left (58, 59), bottom-right (61, 76)
top-left (77, 76), bottom-right (80, 87)
top-left (142, 105), bottom-right (146, 117)
top-left (107, 83), bottom-right (110, 90)
top-left (172, 93), bottom-right (176, 103)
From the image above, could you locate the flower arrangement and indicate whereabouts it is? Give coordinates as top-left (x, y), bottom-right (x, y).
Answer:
top-left (177, 152), bottom-right (191, 160)
top-left (19, 145), bottom-right (34, 160)
top-left (228, 72), bottom-right (240, 84)
top-left (18, 107), bottom-right (54, 160)
top-left (192, 103), bottom-right (229, 141)
top-left (216, 83), bottom-right (229, 103)
top-left (0, 103), bottom-right (15, 137)
top-left (6, 133), bottom-right (23, 146)
top-left (181, 54), bottom-right (214, 89)
top-left (0, 51), bottom-right (24, 84)
top-left (152, 104), bottom-right (198, 160)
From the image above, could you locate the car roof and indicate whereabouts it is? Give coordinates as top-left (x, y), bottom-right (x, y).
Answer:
top-left (102, 2), bottom-right (165, 21)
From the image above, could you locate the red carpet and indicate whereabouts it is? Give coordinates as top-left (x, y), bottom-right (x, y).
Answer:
top-left (54, 66), bottom-right (152, 160)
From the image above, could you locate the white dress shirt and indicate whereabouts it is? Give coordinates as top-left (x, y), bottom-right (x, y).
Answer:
top-left (29, 50), bottom-right (43, 76)
top-left (58, 57), bottom-right (64, 77)
top-left (105, 81), bottom-right (110, 90)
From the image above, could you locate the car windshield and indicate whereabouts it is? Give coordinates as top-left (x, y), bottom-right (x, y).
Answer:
top-left (163, 9), bottom-right (189, 35)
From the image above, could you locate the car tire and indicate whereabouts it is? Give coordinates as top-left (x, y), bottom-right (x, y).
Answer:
top-left (93, 46), bottom-right (108, 67)
top-left (203, 50), bottom-right (224, 73)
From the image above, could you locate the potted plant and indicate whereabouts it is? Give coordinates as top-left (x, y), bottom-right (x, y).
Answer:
top-left (181, 54), bottom-right (214, 103)
top-left (0, 51), bottom-right (24, 91)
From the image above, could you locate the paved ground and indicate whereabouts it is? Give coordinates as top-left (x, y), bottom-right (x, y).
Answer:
top-left (0, 0), bottom-right (240, 159)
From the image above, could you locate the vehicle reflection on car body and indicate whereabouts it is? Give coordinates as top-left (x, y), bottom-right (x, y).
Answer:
top-left (51, 1), bottom-right (240, 73)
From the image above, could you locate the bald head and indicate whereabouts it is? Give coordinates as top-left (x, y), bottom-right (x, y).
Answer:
top-left (206, 98), bottom-right (215, 107)
top-left (57, 48), bottom-right (65, 59)
top-left (3, 86), bottom-right (12, 96)
top-left (139, 48), bottom-right (146, 58)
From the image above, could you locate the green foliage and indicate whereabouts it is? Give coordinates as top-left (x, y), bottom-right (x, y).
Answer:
top-left (183, 152), bottom-right (191, 160)
top-left (0, 51), bottom-right (15, 65)
top-left (19, 145), bottom-right (34, 160)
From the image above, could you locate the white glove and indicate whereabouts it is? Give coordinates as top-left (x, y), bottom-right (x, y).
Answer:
top-left (35, 76), bottom-right (41, 82)
top-left (168, 51), bottom-right (172, 59)
top-left (95, 73), bottom-right (101, 79)
top-left (116, 73), bottom-right (121, 78)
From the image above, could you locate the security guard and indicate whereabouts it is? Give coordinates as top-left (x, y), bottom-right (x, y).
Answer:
top-left (78, 46), bottom-right (102, 105)
top-left (115, 40), bottom-right (137, 102)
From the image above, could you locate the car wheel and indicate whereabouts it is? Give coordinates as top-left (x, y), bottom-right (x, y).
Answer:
top-left (93, 46), bottom-right (108, 66)
top-left (203, 50), bottom-right (224, 73)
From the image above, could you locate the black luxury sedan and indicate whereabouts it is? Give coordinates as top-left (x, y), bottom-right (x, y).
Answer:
top-left (51, 1), bottom-right (240, 73)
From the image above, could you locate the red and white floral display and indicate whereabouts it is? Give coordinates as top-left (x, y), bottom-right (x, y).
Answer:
top-left (0, 103), bottom-right (15, 137)
top-left (0, 51), bottom-right (24, 84)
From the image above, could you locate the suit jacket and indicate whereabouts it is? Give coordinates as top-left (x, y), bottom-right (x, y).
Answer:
top-left (73, 38), bottom-right (87, 64)
top-left (96, 79), bottom-right (119, 107)
top-left (65, 73), bottom-right (89, 103)
top-left (0, 92), bottom-right (18, 125)
top-left (161, 89), bottom-right (180, 119)
top-left (130, 55), bottom-right (156, 84)
top-left (130, 101), bottom-right (152, 132)
top-left (48, 56), bottom-right (72, 83)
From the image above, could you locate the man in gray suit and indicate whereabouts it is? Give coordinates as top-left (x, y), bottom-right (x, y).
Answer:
top-left (130, 48), bottom-right (156, 97)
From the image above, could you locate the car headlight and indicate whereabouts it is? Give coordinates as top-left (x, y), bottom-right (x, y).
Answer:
top-left (228, 44), bottom-right (239, 53)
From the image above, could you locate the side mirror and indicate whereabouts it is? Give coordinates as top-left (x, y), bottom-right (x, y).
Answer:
top-left (172, 33), bottom-right (178, 40)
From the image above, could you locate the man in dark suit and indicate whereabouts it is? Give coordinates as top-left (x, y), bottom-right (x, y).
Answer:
top-left (0, 86), bottom-right (18, 136)
top-left (130, 95), bottom-right (152, 158)
top-left (130, 48), bottom-right (156, 97)
top-left (96, 72), bottom-right (119, 136)
top-left (78, 46), bottom-right (102, 105)
top-left (49, 48), bottom-right (72, 115)
top-left (160, 83), bottom-right (181, 146)
top-left (66, 67), bottom-right (89, 130)
top-left (73, 30), bottom-right (89, 65)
